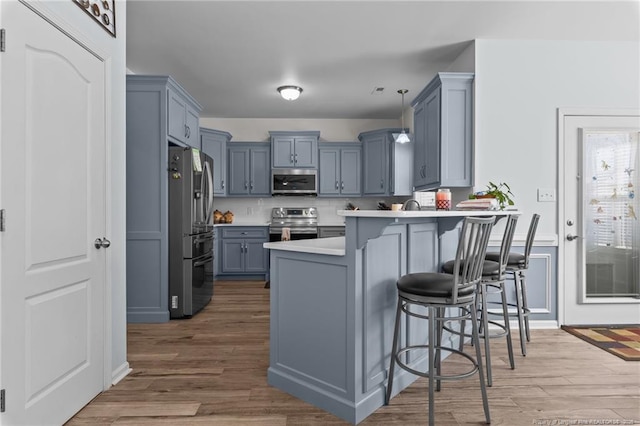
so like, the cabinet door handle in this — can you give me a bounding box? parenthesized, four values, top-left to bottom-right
(295, 153, 298, 162)
(186, 126, 190, 138)
(335, 181, 339, 190)
(250, 181, 254, 190)
(341, 181, 344, 190)
(221, 180, 225, 189)
(184, 124, 188, 138)
(380, 179, 384, 189)
(244, 181, 248, 189)
(290, 154, 294, 163)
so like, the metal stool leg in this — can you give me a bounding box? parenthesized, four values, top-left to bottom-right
(520, 272, 531, 342)
(385, 298, 403, 405)
(500, 281, 515, 369)
(479, 283, 493, 386)
(428, 306, 436, 426)
(513, 271, 527, 356)
(470, 301, 491, 424)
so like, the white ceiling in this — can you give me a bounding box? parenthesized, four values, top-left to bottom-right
(126, 1, 639, 119)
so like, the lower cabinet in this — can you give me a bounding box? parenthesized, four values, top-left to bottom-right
(218, 226, 269, 277)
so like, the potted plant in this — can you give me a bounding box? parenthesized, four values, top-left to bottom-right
(471, 181, 515, 210)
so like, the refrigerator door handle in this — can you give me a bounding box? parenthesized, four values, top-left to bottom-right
(193, 254, 213, 268)
(202, 160, 214, 224)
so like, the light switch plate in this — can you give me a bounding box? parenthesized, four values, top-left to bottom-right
(537, 188, 556, 202)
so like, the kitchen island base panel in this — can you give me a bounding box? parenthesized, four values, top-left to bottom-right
(268, 362, 425, 424)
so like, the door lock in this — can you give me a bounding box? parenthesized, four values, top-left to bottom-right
(94, 237, 111, 249)
(567, 220, 574, 226)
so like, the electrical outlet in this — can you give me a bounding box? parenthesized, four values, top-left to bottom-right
(537, 188, 556, 202)
(246, 207, 253, 215)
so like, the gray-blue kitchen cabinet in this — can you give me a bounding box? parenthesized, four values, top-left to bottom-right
(167, 84, 201, 148)
(219, 227, 269, 277)
(412, 72, 474, 191)
(125, 75, 202, 323)
(319, 143, 361, 196)
(227, 143, 271, 196)
(270, 131, 319, 168)
(200, 127, 232, 196)
(359, 129, 413, 197)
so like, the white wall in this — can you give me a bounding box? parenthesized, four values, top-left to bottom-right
(475, 39, 640, 239)
(22, 0, 129, 385)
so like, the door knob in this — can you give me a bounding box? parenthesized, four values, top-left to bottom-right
(566, 234, 580, 241)
(94, 237, 111, 249)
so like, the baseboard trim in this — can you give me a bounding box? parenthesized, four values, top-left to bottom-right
(111, 362, 132, 386)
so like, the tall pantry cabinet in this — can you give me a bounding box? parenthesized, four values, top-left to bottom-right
(126, 75, 202, 323)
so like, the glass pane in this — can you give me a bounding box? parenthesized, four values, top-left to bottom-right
(583, 131, 639, 298)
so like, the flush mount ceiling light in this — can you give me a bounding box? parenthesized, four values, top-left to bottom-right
(277, 85, 303, 101)
(393, 89, 413, 144)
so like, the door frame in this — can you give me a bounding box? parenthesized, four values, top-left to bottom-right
(557, 107, 640, 325)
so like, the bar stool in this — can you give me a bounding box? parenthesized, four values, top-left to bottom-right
(385, 216, 494, 426)
(442, 214, 519, 386)
(486, 213, 540, 356)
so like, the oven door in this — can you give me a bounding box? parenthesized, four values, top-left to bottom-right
(269, 227, 318, 242)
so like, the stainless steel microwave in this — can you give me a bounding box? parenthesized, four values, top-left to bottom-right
(271, 169, 318, 196)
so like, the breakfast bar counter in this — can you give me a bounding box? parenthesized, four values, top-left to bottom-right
(265, 209, 518, 424)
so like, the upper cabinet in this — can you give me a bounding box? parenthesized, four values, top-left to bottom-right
(166, 82, 202, 149)
(200, 128, 232, 196)
(318, 142, 362, 196)
(412, 72, 474, 191)
(270, 131, 320, 168)
(227, 143, 271, 196)
(359, 129, 413, 197)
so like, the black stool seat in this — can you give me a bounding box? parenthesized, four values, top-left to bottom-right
(485, 252, 526, 269)
(398, 273, 475, 299)
(441, 259, 500, 277)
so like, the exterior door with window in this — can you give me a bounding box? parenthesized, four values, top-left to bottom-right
(561, 111, 640, 325)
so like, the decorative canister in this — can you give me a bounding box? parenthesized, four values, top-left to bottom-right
(436, 188, 451, 211)
(213, 209, 223, 224)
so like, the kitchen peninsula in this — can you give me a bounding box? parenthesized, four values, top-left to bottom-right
(264, 209, 518, 424)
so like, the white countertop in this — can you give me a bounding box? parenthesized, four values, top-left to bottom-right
(214, 222, 269, 227)
(264, 237, 345, 256)
(337, 209, 519, 218)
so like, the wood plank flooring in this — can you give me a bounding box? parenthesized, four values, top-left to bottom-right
(68, 281, 640, 425)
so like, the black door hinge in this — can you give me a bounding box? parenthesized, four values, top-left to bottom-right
(1, 388, 5, 412)
(1, 29, 5, 52)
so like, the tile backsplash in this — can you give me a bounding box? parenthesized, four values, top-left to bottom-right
(213, 189, 471, 225)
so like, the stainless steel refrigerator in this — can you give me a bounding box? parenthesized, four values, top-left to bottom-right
(168, 146, 214, 318)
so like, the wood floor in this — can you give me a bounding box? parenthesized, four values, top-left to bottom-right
(68, 280, 640, 426)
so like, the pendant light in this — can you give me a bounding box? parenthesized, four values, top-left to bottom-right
(393, 89, 412, 144)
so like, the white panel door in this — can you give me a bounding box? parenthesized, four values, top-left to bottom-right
(0, 2, 107, 424)
(561, 111, 640, 325)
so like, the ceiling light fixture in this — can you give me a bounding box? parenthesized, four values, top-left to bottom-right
(277, 85, 303, 101)
(393, 89, 413, 144)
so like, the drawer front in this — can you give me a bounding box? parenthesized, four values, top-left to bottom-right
(221, 227, 268, 239)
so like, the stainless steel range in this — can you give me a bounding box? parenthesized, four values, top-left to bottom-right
(269, 207, 318, 242)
